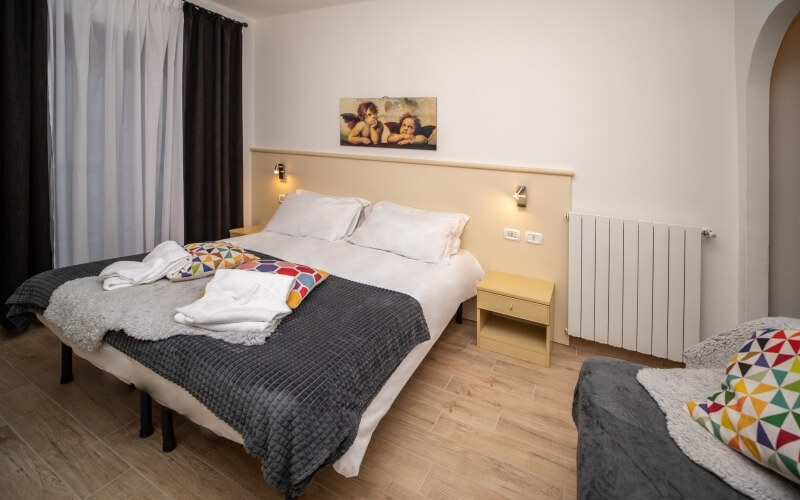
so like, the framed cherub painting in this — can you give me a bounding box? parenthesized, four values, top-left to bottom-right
(340, 97, 437, 150)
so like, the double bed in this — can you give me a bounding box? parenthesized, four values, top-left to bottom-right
(7, 221, 483, 496)
(7, 151, 576, 496)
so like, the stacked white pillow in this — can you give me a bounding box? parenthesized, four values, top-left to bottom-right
(265, 191, 366, 241)
(346, 201, 468, 264)
(295, 188, 371, 229)
(265, 191, 469, 264)
(295, 188, 370, 208)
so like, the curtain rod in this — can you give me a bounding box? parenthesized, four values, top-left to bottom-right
(185, 2, 248, 28)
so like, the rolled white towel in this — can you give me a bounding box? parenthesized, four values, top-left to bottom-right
(100, 240, 191, 291)
(174, 269, 294, 336)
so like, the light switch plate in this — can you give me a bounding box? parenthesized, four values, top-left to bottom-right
(525, 231, 543, 244)
(504, 228, 521, 241)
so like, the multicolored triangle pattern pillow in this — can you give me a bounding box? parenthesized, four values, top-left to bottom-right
(686, 328, 800, 484)
(169, 241, 257, 281)
(236, 259, 329, 308)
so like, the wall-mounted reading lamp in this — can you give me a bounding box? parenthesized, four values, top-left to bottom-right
(513, 185, 527, 207)
(273, 163, 286, 180)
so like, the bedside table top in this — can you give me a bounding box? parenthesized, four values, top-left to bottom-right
(477, 271, 554, 304)
(230, 224, 266, 236)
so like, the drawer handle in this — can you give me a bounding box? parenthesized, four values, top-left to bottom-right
(507, 303, 513, 311)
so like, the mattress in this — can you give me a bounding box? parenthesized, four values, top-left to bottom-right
(37, 231, 485, 478)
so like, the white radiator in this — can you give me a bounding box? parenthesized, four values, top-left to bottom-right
(567, 212, 704, 361)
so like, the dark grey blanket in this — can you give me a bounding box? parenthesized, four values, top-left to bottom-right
(6, 255, 430, 496)
(572, 357, 749, 499)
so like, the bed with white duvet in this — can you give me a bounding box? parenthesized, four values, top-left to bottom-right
(6, 191, 484, 497)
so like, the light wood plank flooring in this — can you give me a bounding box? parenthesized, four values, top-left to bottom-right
(0, 319, 679, 499)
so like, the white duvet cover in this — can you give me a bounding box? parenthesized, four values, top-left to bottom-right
(226, 231, 484, 338)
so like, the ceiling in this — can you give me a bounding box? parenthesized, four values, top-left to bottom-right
(212, 0, 376, 19)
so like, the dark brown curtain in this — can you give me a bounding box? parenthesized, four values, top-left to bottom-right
(1, 0, 51, 328)
(183, 2, 244, 242)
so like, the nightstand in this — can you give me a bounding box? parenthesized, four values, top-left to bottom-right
(476, 271, 554, 367)
(228, 224, 266, 237)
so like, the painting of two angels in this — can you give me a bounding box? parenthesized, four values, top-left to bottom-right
(340, 97, 436, 150)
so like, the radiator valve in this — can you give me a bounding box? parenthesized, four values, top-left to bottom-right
(701, 227, 717, 239)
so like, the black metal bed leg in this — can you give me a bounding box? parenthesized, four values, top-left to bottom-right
(455, 303, 463, 324)
(161, 405, 177, 452)
(139, 392, 154, 438)
(60, 342, 73, 384)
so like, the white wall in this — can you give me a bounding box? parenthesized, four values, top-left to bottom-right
(246, 0, 778, 340)
(769, 16, 800, 316)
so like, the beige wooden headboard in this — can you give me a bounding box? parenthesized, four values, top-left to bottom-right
(250, 148, 573, 345)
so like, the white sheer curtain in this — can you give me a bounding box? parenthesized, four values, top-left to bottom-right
(48, 0, 184, 267)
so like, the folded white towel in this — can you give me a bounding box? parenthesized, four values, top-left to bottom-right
(100, 240, 191, 291)
(174, 269, 294, 336)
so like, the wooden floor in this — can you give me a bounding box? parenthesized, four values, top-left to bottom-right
(0, 319, 679, 499)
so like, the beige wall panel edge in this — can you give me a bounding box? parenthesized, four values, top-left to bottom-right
(252, 151, 572, 345)
(250, 148, 575, 177)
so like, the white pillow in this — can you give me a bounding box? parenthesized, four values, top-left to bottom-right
(295, 188, 370, 207)
(295, 188, 372, 232)
(346, 201, 469, 264)
(265, 193, 364, 241)
(379, 201, 468, 257)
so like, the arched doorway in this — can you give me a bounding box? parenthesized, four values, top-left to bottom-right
(769, 14, 800, 316)
(742, 0, 800, 321)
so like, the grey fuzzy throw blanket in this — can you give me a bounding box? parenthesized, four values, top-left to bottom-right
(6, 255, 430, 496)
(44, 276, 272, 350)
(637, 368, 800, 500)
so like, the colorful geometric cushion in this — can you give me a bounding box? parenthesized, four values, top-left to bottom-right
(686, 328, 800, 484)
(236, 259, 329, 308)
(169, 241, 257, 281)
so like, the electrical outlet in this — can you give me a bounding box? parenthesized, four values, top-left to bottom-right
(525, 231, 543, 244)
(278, 194, 286, 203)
(504, 228, 521, 241)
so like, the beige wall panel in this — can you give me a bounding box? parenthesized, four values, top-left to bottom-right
(251, 149, 572, 344)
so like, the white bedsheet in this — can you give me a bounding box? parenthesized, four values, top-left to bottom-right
(224, 231, 485, 476)
(225, 231, 483, 339)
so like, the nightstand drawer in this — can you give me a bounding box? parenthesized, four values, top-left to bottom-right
(477, 290, 550, 325)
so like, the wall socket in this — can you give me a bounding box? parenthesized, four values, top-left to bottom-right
(503, 228, 521, 241)
(525, 231, 543, 244)
(278, 194, 286, 203)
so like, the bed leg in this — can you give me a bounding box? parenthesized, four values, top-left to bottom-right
(455, 304, 463, 324)
(161, 405, 177, 452)
(285, 491, 297, 500)
(60, 342, 73, 384)
(140, 392, 154, 438)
